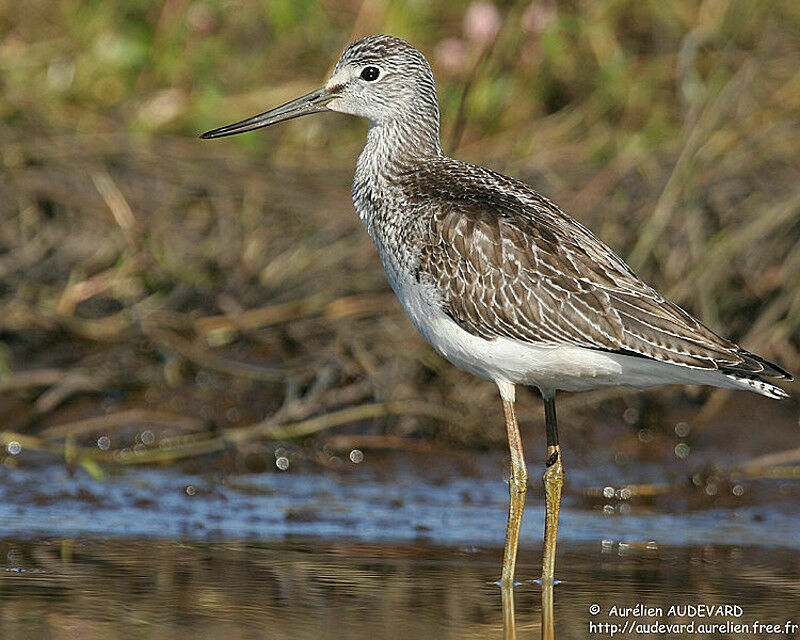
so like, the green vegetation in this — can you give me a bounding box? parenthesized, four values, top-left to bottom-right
(0, 0, 798, 470)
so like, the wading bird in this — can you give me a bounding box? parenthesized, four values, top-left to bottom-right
(202, 35, 791, 588)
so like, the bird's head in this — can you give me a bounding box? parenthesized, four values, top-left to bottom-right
(201, 35, 439, 139)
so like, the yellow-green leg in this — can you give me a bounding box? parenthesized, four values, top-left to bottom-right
(498, 381, 528, 587)
(541, 393, 563, 640)
(542, 443, 563, 584)
(541, 393, 563, 583)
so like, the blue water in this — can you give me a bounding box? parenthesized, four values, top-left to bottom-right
(1, 456, 798, 549)
(1, 439, 799, 639)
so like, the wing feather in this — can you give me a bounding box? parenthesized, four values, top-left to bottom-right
(405, 159, 790, 381)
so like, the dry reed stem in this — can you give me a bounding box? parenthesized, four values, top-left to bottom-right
(0, 401, 456, 467)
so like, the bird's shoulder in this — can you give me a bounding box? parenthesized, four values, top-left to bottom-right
(399, 156, 645, 302)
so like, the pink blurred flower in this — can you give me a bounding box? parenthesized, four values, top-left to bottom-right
(463, 1, 502, 46)
(435, 38, 469, 77)
(522, 2, 557, 35)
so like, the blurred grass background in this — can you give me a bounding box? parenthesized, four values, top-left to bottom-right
(0, 0, 798, 471)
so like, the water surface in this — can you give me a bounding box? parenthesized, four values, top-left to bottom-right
(2, 392, 799, 639)
(2, 539, 799, 640)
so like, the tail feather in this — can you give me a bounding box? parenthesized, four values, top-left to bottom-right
(717, 347, 792, 400)
(723, 372, 790, 399)
(733, 350, 793, 380)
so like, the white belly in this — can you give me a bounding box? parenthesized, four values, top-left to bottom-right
(383, 264, 732, 395)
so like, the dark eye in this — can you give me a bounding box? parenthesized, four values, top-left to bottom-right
(360, 66, 380, 81)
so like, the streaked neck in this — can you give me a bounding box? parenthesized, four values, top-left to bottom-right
(357, 109, 443, 182)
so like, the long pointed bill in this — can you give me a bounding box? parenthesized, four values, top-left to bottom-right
(200, 87, 333, 139)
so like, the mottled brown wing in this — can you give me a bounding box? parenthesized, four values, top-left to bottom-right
(410, 161, 780, 376)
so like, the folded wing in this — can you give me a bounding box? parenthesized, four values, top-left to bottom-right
(410, 160, 790, 381)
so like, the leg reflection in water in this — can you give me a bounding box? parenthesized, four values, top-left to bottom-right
(501, 583, 516, 640)
(499, 579, 556, 640)
(541, 578, 555, 640)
